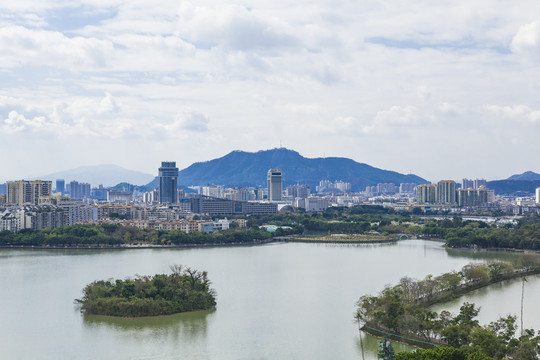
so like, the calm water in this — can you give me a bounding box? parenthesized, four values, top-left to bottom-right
(0, 240, 535, 360)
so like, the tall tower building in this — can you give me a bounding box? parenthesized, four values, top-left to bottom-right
(437, 180, 456, 204)
(159, 161, 179, 204)
(462, 178, 474, 189)
(6, 180, 52, 205)
(536, 187, 540, 205)
(267, 169, 283, 202)
(474, 179, 487, 189)
(56, 179, 65, 195)
(416, 184, 437, 204)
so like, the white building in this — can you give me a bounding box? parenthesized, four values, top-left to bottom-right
(213, 218, 230, 231)
(294, 197, 330, 212)
(0, 211, 19, 232)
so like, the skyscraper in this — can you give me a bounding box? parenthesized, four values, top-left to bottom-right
(56, 179, 65, 195)
(267, 169, 282, 201)
(437, 180, 456, 204)
(6, 180, 52, 205)
(159, 161, 179, 204)
(416, 184, 437, 204)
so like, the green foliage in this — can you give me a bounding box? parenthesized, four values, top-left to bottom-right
(396, 346, 492, 360)
(77, 265, 216, 317)
(0, 223, 276, 247)
(444, 215, 540, 250)
(358, 262, 540, 360)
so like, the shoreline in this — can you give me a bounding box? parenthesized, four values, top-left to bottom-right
(361, 267, 540, 348)
(3, 236, 540, 252)
(0, 238, 278, 250)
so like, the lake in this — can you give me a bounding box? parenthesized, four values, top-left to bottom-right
(0, 240, 536, 359)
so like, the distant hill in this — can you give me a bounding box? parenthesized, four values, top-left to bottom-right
(146, 148, 428, 191)
(507, 171, 540, 181)
(38, 165, 155, 187)
(486, 180, 540, 196)
(484, 171, 540, 195)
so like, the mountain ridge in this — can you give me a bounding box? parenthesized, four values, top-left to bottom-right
(506, 171, 540, 181)
(146, 148, 429, 191)
(37, 164, 155, 187)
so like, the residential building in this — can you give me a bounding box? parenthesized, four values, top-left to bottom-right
(67, 181, 91, 199)
(55, 179, 65, 194)
(107, 190, 132, 203)
(437, 180, 456, 204)
(462, 178, 474, 189)
(377, 183, 398, 194)
(457, 188, 489, 207)
(334, 181, 351, 192)
(6, 180, 52, 205)
(286, 185, 310, 199)
(202, 185, 224, 198)
(213, 218, 230, 231)
(0, 210, 19, 232)
(474, 179, 487, 189)
(399, 183, 416, 194)
(416, 184, 437, 204)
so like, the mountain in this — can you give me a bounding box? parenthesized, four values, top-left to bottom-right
(482, 171, 540, 195)
(507, 171, 540, 181)
(486, 180, 540, 196)
(146, 148, 428, 191)
(38, 165, 155, 187)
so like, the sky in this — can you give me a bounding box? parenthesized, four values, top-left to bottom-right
(1, 0, 540, 183)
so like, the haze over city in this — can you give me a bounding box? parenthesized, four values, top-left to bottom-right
(1, 1, 540, 182)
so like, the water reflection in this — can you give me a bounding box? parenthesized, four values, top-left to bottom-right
(445, 247, 530, 262)
(355, 332, 414, 360)
(83, 309, 214, 343)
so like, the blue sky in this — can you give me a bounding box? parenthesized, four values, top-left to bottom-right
(1, 0, 540, 182)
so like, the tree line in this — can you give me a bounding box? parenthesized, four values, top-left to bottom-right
(356, 256, 540, 359)
(0, 223, 289, 246)
(251, 209, 540, 251)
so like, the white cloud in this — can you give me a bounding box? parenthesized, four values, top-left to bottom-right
(177, 111, 210, 132)
(511, 22, 540, 57)
(177, 2, 298, 51)
(484, 104, 540, 123)
(0, 26, 114, 68)
(2, 110, 47, 133)
(1, 1, 540, 180)
(373, 105, 421, 126)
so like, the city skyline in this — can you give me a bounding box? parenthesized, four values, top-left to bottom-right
(0, 147, 537, 186)
(1, 1, 540, 182)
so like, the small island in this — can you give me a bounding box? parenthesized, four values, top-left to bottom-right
(77, 265, 216, 317)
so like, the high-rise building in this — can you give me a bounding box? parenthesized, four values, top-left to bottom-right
(399, 183, 416, 194)
(286, 185, 310, 199)
(67, 181, 91, 199)
(457, 188, 489, 207)
(462, 178, 474, 189)
(536, 187, 540, 205)
(267, 169, 282, 201)
(55, 179, 65, 195)
(376, 183, 398, 194)
(416, 184, 437, 204)
(6, 180, 52, 205)
(474, 179, 487, 189)
(159, 161, 179, 204)
(437, 180, 456, 204)
(334, 181, 351, 192)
